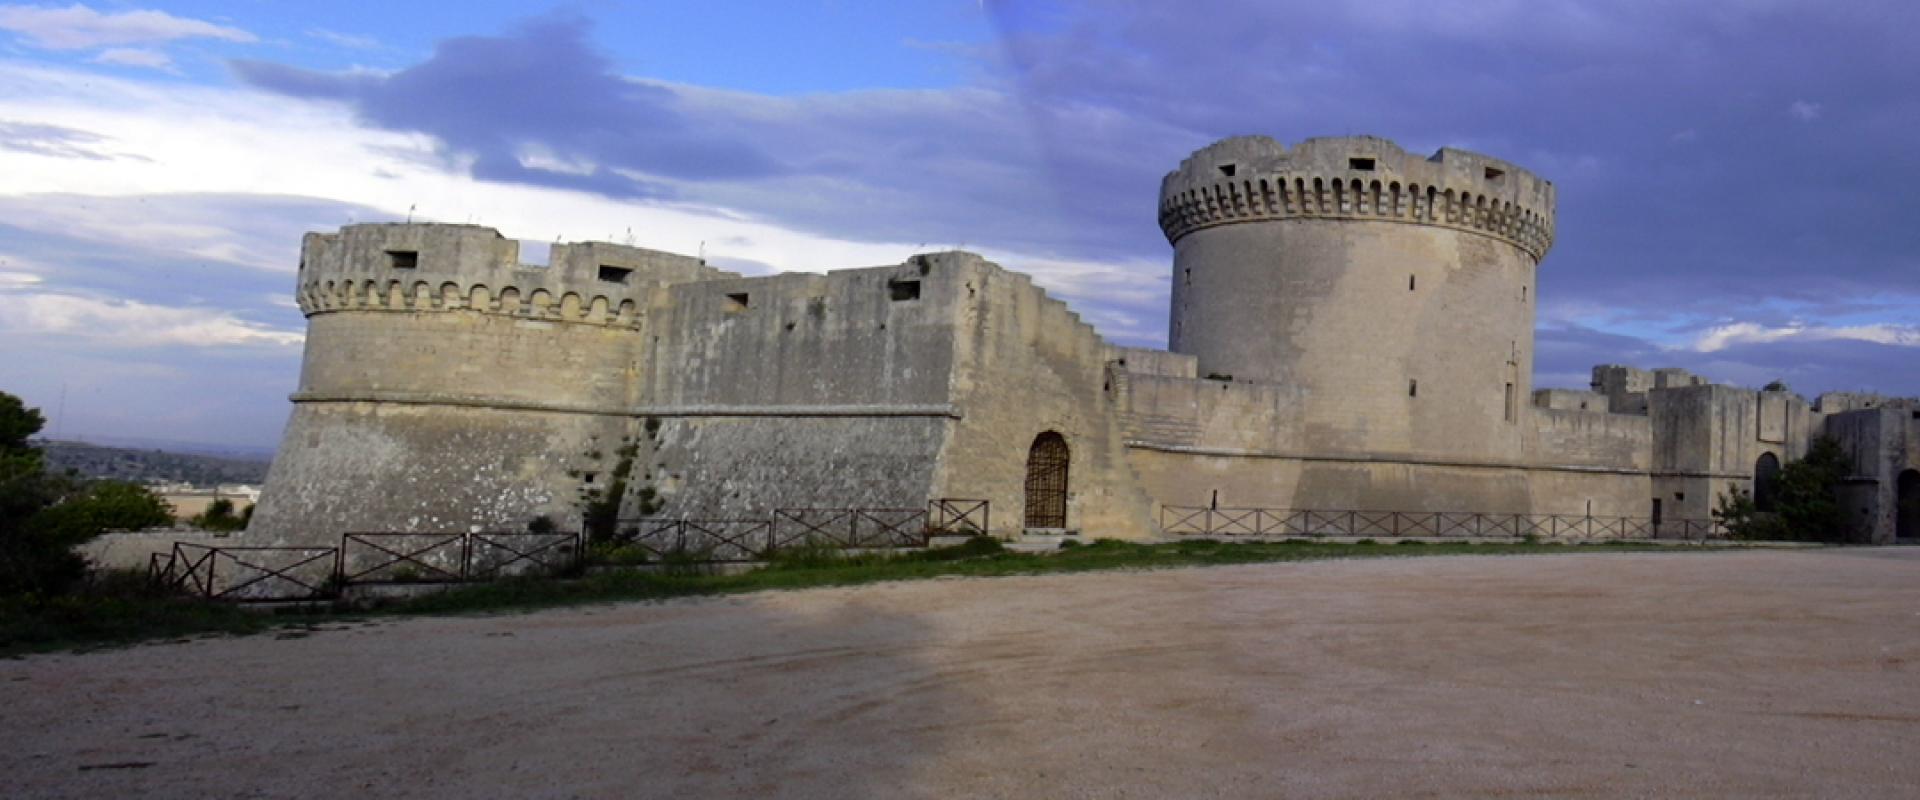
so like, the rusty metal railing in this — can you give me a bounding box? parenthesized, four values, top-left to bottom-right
(930, 498, 990, 536)
(1159, 505, 1726, 541)
(150, 542, 338, 601)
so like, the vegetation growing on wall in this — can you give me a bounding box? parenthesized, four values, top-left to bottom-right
(582, 420, 664, 544)
(1715, 437, 1852, 542)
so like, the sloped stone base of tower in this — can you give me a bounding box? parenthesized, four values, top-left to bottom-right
(249, 401, 629, 546)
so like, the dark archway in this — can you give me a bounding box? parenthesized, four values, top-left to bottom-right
(1023, 432, 1070, 529)
(1754, 452, 1782, 512)
(1898, 469, 1920, 541)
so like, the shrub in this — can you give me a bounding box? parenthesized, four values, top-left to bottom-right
(1716, 437, 1851, 542)
(912, 534, 1005, 562)
(193, 498, 246, 532)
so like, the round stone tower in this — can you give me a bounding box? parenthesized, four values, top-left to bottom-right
(249, 223, 722, 545)
(1160, 135, 1555, 460)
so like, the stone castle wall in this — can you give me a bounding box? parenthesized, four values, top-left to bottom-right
(245, 135, 1918, 548)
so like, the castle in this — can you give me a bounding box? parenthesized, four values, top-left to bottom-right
(249, 135, 1920, 545)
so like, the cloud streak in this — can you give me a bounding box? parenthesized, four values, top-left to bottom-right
(0, 4, 254, 50)
(0, 290, 302, 347)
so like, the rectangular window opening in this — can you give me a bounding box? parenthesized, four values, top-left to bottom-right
(1218, 163, 1237, 177)
(386, 250, 418, 269)
(1504, 382, 1516, 422)
(1675, 492, 1686, 502)
(1409, 274, 1416, 291)
(725, 292, 750, 311)
(1409, 380, 1418, 398)
(1349, 157, 1376, 171)
(1484, 166, 1506, 182)
(888, 279, 921, 302)
(1521, 285, 1528, 302)
(597, 265, 634, 285)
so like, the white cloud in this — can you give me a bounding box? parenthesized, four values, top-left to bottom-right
(1788, 100, 1822, 121)
(1692, 321, 1920, 352)
(307, 28, 378, 51)
(0, 269, 42, 288)
(0, 290, 303, 347)
(90, 46, 170, 71)
(0, 60, 1145, 293)
(0, 4, 255, 50)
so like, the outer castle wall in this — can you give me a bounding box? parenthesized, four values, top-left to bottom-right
(242, 133, 1918, 550)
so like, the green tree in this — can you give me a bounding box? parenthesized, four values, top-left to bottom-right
(1714, 437, 1852, 542)
(193, 497, 246, 532)
(1, 390, 175, 596)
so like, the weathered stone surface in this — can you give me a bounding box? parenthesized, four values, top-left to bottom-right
(240, 135, 1916, 549)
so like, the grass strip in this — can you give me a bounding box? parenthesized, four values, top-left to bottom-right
(2, 537, 1687, 656)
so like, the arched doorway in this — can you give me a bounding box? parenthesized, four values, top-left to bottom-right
(1899, 469, 1920, 541)
(1754, 452, 1782, 512)
(1023, 432, 1070, 529)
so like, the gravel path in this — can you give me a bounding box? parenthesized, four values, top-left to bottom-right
(5, 549, 1919, 798)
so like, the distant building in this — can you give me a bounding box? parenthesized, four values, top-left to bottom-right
(150, 482, 259, 520)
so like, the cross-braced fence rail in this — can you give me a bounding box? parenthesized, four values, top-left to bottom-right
(147, 531, 582, 602)
(338, 531, 582, 584)
(1159, 506, 1726, 541)
(148, 542, 339, 602)
(602, 498, 991, 563)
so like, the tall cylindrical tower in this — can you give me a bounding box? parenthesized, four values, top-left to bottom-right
(1160, 136, 1555, 460)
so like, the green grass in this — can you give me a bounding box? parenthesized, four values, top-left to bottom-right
(3, 537, 1680, 657)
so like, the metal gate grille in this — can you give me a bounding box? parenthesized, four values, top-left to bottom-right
(1024, 432, 1070, 528)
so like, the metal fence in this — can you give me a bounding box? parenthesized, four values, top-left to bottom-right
(148, 542, 339, 601)
(338, 531, 582, 583)
(930, 498, 991, 536)
(1159, 505, 1726, 541)
(609, 519, 772, 562)
(601, 498, 992, 563)
(146, 499, 985, 600)
(772, 508, 930, 550)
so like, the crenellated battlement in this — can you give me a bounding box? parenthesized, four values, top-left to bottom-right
(294, 224, 738, 328)
(1157, 135, 1556, 261)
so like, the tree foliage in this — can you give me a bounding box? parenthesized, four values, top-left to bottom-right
(192, 497, 247, 532)
(1715, 437, 1852, 542)
(1, 390, 175, 596)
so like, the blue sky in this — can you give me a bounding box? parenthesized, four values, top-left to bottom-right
(1, 1, 1916, 451)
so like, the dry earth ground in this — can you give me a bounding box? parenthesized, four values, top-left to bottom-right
(4, 549, 1919, 798)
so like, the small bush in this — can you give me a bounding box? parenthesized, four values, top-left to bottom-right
(1057, 538, 1082, 549)
(1395, 539, 1427, 546)
(192, 498, 246, 532)
(912, 534, 1005, 562)
(1354, 538, 1378, 546)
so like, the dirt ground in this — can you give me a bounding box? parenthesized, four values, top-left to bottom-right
(5, 549, 1920, 799)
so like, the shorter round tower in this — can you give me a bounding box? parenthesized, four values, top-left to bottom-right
(1159, 135, 1555, 460)
(249, 223, 722, 545)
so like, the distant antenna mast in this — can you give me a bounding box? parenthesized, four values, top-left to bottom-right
(406, 204, 416, 224)
(699, 240, 706, 261)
